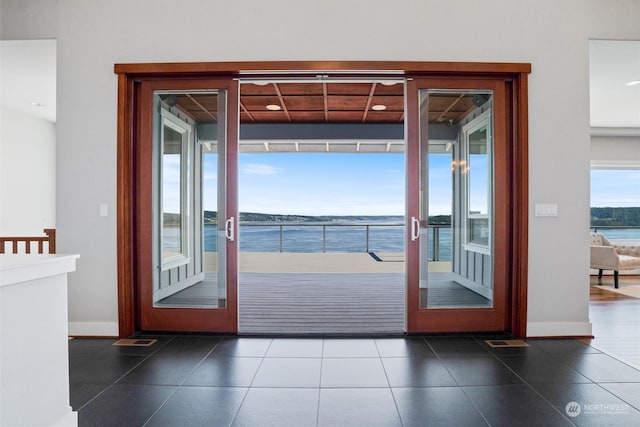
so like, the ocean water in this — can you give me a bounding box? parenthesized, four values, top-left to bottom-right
(231, 223, 452, 260)
(169, 220, 453, 260)
(165, 225, 640, 262)
(593, 228, 640, 240)
(234, 223, 410, 253)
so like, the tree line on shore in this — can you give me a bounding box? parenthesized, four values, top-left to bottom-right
(164, 211, 451, 225)
(164, 207, 640, 227)
(591, 207, 640, 226)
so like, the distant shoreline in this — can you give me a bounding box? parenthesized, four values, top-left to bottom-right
(164, 211, 450, 226)
(163, 207, 640, 227)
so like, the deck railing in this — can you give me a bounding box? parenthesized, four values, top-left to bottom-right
(0, 228, 56, 254)
(239, 222, 451, 260)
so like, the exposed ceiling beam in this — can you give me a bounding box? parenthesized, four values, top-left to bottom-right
(323, 82, 329, 122)
(187, 94, 217, 121)
(362, 83, 377, 123)
(240, 101, 256, 122)
(436, 94, 464, 123)
(272, 83, 292, 122)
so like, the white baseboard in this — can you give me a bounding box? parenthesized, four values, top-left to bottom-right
(68, 321, 119, 337)
(527, 321, 593, 337)
(67, 320, 594, 338)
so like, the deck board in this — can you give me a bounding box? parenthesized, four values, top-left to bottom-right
(239, 273, 405, 334)
(157, 271, 492, 334)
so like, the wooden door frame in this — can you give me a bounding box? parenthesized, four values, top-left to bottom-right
(115, 61, 530, 338)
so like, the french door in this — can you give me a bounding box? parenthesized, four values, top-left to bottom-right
(116, 62, 529, 337)
(135, 78, 238, 333)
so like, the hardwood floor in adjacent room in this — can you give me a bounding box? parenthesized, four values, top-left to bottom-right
(587, 275, 640, 369)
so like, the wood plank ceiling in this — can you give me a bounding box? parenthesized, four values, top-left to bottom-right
(171, 82, 482, 125)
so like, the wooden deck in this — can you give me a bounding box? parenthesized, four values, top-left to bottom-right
(157, 252, 491, 334)
(238, 272, 405, 334)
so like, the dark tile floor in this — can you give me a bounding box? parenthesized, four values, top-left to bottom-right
(69, 335, 640, 427)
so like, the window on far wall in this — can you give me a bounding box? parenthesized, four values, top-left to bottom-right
(590, 168, 640, 240)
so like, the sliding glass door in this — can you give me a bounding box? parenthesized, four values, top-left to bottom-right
(116, 61, 529, 337)
(406, 78, 509, 333)
(137, 79, 238, 333)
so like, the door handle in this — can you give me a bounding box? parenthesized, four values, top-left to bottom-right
(225, 217, 235, 242)
(411, 217, 420, 241)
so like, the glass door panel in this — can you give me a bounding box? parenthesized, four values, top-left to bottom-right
(138, 79, 238, 333)
(153, 90, 227, 308)
(419, 89, 494, 309)
(406, 79, 507, 333)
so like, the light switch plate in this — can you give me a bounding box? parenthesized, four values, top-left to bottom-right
(535, 203, 558, 217)
(99, 203, 108, 217)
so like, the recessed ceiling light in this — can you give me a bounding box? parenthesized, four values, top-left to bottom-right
(626, 80, 640, 86)
(30, 102, 45, 107)
(266, 104, 282, 111)
(371, 104, 387, 111)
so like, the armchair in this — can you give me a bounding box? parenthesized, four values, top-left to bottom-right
(590, 232, 640, 288)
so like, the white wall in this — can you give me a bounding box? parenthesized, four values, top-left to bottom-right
(0, 107, 56, 235)
(2, 0, 639, 337)
(591, 134, 640, 167)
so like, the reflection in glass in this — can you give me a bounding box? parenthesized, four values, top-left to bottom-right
(153, 90, 226, 309)
(468, 125, 488, 215)
(467, 124, 490, 247)
(162, 125, 183, 258)
(418, 89, 494, 309)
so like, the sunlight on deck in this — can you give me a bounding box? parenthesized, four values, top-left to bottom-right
(205, 251, 452, 273)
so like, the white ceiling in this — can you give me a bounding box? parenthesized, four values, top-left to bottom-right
(590, 40, 640, 129)
(0, 39, 56, 123)
(1, 39, 639, 129)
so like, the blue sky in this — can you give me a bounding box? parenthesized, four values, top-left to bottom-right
(192, 156, 640, 217)
(237, 153, 407, 216)
(201, 153, 454, 216)
(590, 169, 640, 207)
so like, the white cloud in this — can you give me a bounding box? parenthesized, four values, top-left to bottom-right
(241, 163, 280, 176)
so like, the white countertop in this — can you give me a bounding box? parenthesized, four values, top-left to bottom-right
(0, 254, 80, 287)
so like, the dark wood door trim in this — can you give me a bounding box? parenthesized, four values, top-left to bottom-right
(114, 60, 531, 76)
(116, 73, 137, 338)
(510, 74, 530, 337)
(115, 61, 530, 338)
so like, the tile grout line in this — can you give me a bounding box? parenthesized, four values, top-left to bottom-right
(374, 338, 407, 427)
(592, 382, 640, 412)
(469, 336, 580, 425)
(315, 339, 325, 427)
(420, 336, 492, 426)
(74, 336, 177, 413)
(227, 338, 275, 427)
(140, 336, 227, 427)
